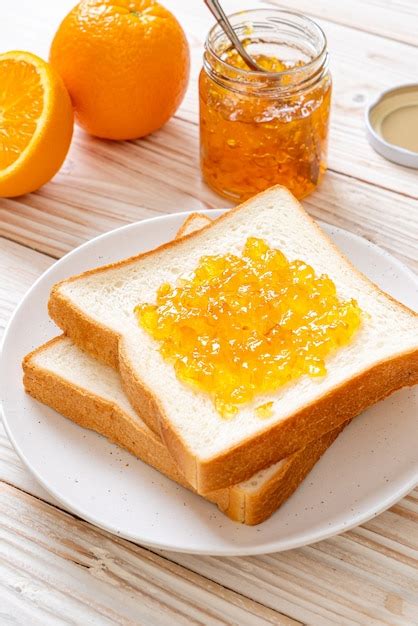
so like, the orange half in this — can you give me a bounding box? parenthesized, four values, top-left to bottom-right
(0, 51, 73, 197)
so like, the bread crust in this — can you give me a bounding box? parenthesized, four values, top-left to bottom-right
(22, 336, 347, 524)
(49, 290, 120, 369)
(22, 338, 190, 487)
(173, 349, 418, 492)
(228, 423, 347, 525)
(47, 186, 418, 493)
(175, 212, 211, 238)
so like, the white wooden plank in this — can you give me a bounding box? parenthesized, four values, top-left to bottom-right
(0, 238, 60, 501)
(302, 171, 418, 272)
(1, 133, 417, 270)
(1, 0, 417, 54)
(266, 0, 418, 46)
(0, 483, 294, 626)
(163, 510, 418, 626)
(0, 238, 52, 332)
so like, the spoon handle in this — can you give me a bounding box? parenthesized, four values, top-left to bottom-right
(203, 0, 263, 71)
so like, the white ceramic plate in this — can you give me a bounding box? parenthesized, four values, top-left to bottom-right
(1, 210, 417, 556)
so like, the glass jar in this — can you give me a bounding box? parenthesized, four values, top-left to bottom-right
(199, 9, 332, 201)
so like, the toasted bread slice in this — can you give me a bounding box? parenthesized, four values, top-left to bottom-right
(48, 186, 418, 493)
(23, 335, 345, 525)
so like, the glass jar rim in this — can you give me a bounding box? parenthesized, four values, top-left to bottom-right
(204, 8, 328, 81)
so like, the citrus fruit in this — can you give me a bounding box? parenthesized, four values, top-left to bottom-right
(0, 51, 74, 197)
(49, 0, 190, 140)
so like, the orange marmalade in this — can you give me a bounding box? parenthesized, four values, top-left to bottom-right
(199, 10, 332, 201)
(135, 237, 362, 419)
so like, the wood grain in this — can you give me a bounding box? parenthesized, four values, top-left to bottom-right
(2, 0, 417, 52)
(266, 0, 418, 46)
(0, 238, 51, 333)
(0, 1, 417, 624)
(164, 502, 418, 625)
(1, 128, 417, 270)
(0, 483, 292, 626)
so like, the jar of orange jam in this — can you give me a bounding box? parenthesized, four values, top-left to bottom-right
(199, 9, 332, 201)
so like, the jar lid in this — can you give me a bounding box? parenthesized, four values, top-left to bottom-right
(365, 84, 418, 168)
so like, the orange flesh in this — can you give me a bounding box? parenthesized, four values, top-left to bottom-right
(136, 237, 362, 418)
(0, 59, 43, 169)
(199, 47, 331, 201)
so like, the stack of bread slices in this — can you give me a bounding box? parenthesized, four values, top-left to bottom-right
(23, 186, 418, 525)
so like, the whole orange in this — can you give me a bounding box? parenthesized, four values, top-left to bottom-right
(49, 0, 190, 140)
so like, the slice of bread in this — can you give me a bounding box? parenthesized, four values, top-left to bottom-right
(23, 213, 347, 524)
(23, 335, 345, 525)
(48, 186, 418, 493)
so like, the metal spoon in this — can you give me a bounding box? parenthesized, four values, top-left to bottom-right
(204, 0, 266, 72)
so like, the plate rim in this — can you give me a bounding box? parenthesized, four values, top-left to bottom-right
(1, 209, 417, 556)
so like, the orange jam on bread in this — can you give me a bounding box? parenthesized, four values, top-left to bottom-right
(135, 237, 361, 418)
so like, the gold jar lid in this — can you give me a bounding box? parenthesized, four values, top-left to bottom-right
(365, 84, 418, 168)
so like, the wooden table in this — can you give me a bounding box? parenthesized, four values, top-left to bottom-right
(1, 1, 417, 623)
